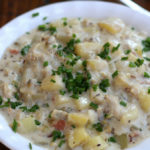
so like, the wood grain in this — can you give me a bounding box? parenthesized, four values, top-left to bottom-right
(0, 0, 150, 149)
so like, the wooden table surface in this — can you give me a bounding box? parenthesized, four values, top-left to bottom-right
(0, 0, 150, 149)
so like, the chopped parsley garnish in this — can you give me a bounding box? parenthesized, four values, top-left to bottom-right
(112, 70, 118, 78)
(99, 79, 110, 92)
(43, 16, 47, 20)
(144, 57, 150, 61)
(38, 24, 47, 31)
(71, 125, 76, 128)
(108, 136, 116, 143)
(124, 49, 131, 55)
(66, 56, 81, 66)
(131, 27, 135, 30)
(12, 119, 18, 132)
(10, 101, 22, 109)
(50, 79, 56, 83)
(144, 72, 150, 78)
(52, 130, 64, 141)
(63, 37, 80, 54)
(49, 26, 57, 35)
(148, 88, 150, 94)
(58, 140, 65, 147)
(34, 120, 41, 126)
(19, 104, 39, 112)
(32, 12, 39, 17)
(89, 102, 98, 110)
(21, 45, 31, 56)
(14, 92, 19, 100)
(63, 21, 67, 26)
(142, 37, 150, 52)
(129, 62, 136, 68)
(93, 122, 103, 132)
(135, 58, 144, 67)
(121, 57, 128, 61)
(53, 44, 57, 48)
(54, 65, 90, 99)
(120, 101, 127, 107)
(59, 90, 66, 95)
(92, 84, 98, 91)
(0, 96, 3, 105)
(29, 143, 32, 150)
(43, 61, 48, 67)
(71, 94, 79, 99)
(112, 43, 120, 53)
(98, 42, 111, 61)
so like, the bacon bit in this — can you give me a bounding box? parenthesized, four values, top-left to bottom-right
(9, 49, 19, 54)
(53, 120, 66, 130)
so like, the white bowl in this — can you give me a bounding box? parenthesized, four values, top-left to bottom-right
(0, 1, 150, 150)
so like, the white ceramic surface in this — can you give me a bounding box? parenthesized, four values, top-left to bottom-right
(0, 1, 150, 150)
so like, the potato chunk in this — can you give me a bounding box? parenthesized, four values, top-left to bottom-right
(138, 90, 150, 112)
(68, 113, 89, 126)
(18, 117, 36, 133)
(74, 97, 90, 110)
(98, 18, 125, 34)
(41, 75, 64, 91)
(54, 94, 70, 106)
(68, 127, 89, 148)
(87, 57, 108, 72)
(83, 136, 107, 150)
(113, 73, 130, 89)
(75, 42, 101, 59)
(120, 105, 138, 124)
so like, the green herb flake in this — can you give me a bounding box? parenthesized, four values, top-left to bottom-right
(52, 130, 64, 141)
(142, 37, 150, 52)
(92, 84, 98, 91)
(135, 58, 144, 67)
(14, 92, 19, 100)
(50, 79, 56, 83)
(59, 90, 66, 95)
(43, 16, 47, 20)
(21, 45, 31, 56)
(32, 12, 39, 17)
(144, 57, 150, 61)
(49, 26, 57, 35)
(0, 96, 3, 105)
(93, 122, 103, 132)
(58, 139, 65, 147)
(129, 62, 136, 68)
(112, 70, 118, 78)
(38, 24, 47, 31)
(120, 101, 127, 107)
(112, 43, 120, 53)
(99, 79, 110, 92)
(144, 72, 150, 78)
(131, 27, 135, 30)
(89, 102, 98, 110)
(43, 61, 48, 67)
(29, 142, 32, 150)
(12, 119, 18, 132)
(34, 120, 41, 126)
(108, 136, 116, 143)
(71, 125, 76, 128)
(98, 42, 111, 61)
(121, 57, 128, 61)
(148, 88, 150, 94)
(124, 49, 131, 55)
(52, 45, 57, 48)
(63, 21, 67, 26)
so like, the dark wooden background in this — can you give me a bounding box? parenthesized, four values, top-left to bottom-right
(0, 0, 150, 149)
